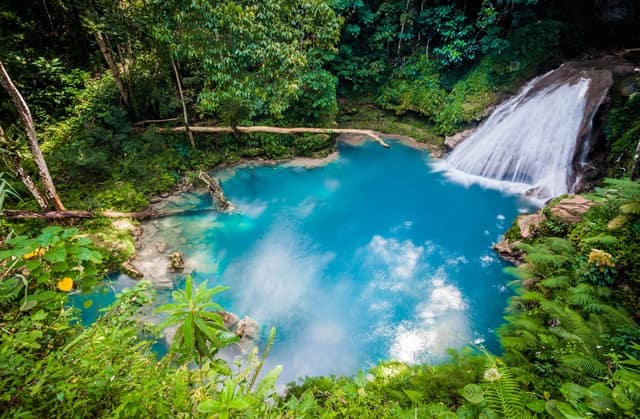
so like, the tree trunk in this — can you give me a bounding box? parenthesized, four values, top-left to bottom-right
(396, 0, 411, 57)
(0, 124, 49, 209)
(0, 59, 65, 210)
(198, 171, 235, 212)
(94, 31, 129, 107)
(630, 137, 640, 181)
(1, 208, 217, 220)
(170, 56, 195, 148)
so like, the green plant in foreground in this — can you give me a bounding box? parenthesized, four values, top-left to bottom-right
(157, 275, 239, 368)
(0, 226, 103, 311)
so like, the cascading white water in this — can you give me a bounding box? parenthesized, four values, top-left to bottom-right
(434, 65, 611, 204)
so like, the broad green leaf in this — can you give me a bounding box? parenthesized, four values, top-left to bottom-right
(560, 383, 588, 402)
(44, 247, 67, 264)
(612, 385, 634, 411)
(461, 383, 484, 404)
(586, 383, 615, 413)
(554, 401, 583, 419)
(527, 399, 547, 413)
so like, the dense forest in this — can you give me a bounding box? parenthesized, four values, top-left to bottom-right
(1, 0, 640, 417)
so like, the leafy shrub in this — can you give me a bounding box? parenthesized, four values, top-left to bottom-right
(377, 56, 447, 120)
(93, 181, 149, 211)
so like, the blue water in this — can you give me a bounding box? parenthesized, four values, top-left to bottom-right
(76, 140, 528, 383)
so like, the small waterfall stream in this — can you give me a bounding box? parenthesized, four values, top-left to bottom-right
(435, 64, 613, 203)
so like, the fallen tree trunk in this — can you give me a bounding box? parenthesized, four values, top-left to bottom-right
(198, 171, 236, 212)
(1, 209, 158, 220)
(134, 117, 179, 126)
(0, 207, 220, 220)
(161, 125, 390, 147)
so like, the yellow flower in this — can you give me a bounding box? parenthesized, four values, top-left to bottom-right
(588, 249, 615, 269)
(23, 247, 45, 260)
(57, 277, 74, 292)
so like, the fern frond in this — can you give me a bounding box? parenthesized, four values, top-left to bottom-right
(539, 275, 571, 289)
(501, 336, 534, 353)
(482, 364, 529, 419)
(557, 307, 591, 338)
(507, 317, 546, 334)
(548, 327, 582, 343)
(608, 214, 630, 230)
(545, 237, 576, 255)
(582, 303, 606, 314)
(560, 354, 607, 378)
(516, 291, 546, 303)
(593, 286, 612, 298)
(582, 234, 620, 248)
(568, 290, 595, 308)
(620, 202, 640, 215)
(538, 299, 564, 317)
(598, 305, 635, 330)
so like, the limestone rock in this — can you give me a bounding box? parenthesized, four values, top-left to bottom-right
(155, 241, 168, 253)
(550, 196, 593, 224)
(444, 128, 475, 150)
(517, 213, 545, 239)
(236, 316, 259, 340)
(121, 261, 144, 280)
(168, 252, 184, 272)
(221, 311, 240, 329)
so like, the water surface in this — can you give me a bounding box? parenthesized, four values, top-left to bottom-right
(82, 141, 528, 383)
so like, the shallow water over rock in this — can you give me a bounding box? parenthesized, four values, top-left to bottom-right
(95, 141, 532, 383)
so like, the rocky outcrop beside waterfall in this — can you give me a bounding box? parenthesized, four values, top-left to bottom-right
(494, 195, 594, 264)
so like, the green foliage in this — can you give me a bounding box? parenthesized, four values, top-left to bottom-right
(157, 276, 238, 367)
(377, 56, 446, 119)
(149, 0, 341, 123)
(605, 92, 640, 175)
(0, 226, 103, 309)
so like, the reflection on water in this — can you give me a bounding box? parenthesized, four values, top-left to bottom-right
(82, 141, 529, 383)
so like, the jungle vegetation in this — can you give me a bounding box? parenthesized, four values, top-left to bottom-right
(1, 0, 639, 417)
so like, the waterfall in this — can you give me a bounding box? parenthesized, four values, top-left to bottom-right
(434, 64, 613, 204)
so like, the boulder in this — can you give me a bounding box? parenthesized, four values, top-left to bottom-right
(235, 316, 260, 340)
(120, 261, 144, 280)
(550, 196, 593, 224)
(168, 252, 184, 272)
(221, 311, 240, 329)
(517, 213, 545, 239)
(493, 240, 524, 266)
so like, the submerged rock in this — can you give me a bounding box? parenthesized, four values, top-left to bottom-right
(155, 241, 168, 253)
